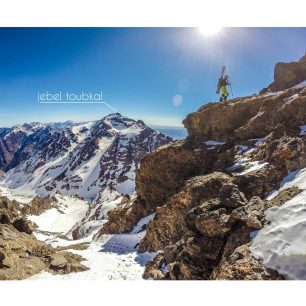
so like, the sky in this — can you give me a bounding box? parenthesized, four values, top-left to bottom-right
(0, 27, 306, 128)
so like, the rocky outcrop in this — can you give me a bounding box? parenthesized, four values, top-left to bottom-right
(136, 141, 204, 210)
(139, 173, 232, 252)
(0, 196, 34, 234)
(0, 195, 88, 279)
(261, 53, 306, 93)
(21, 196, 55, 216)
(183, 85, 306, 144)
(96, 198, 147, 236)
(140, 173, 274, 280)
(96, 141, 236, 238)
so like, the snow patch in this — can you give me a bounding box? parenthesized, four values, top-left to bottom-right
(251, 166, 306, 279)
(203, 140, 225, 146)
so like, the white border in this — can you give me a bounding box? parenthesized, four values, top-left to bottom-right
(1, 280, 306, 306)
(1, 0, 306, 305)
(0, 0, 306, 26)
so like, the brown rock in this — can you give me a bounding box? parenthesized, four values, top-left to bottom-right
(96, 197, 148, 237)
(233, 165, 282, 199)
(212, 243, 283, 280)
(194, 208, 232, 237)
(143, 253, 167, 280)
(183, 85, 306, 145)
(261, 53, 306, 93)
(135, 140, 205, 211)
(219, 183, 248, 208)
(268, 186, 301, 207)
(139, 172, 232, 252)
(50, 253, 68, 270)
(230, 196, 266, 229)
(21, 196, 55, 216)
(12, 218, 33, 234)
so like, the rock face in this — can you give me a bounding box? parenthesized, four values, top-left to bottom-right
(101, 54, 306, 280)
(261, 53, 306, 93)
(95, 140, 236, 238)
(183, 86, 306, 144)
(0, 195, 88, 280)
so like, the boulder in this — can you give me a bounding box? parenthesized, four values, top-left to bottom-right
(49, 253, 68, 270)
(139, 173, 232, 252)
(219, 183, 248, 208)
(230, 196, 266, 229)
(261, 53, 306, 93)
(135, 140, 206, 211)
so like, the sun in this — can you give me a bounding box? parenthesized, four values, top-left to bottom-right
(198, 26, 222, 36)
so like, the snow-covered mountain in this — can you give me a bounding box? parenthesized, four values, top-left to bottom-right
(0, 113, 172, 200)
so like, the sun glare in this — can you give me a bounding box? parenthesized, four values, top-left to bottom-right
(198, 26, 222, 36)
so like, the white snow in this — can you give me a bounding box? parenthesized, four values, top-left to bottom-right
(28, 195, 88, 234)
(29, 214, 156, 280)
(251, 167, 306, 279)
(236, 145, 249, 154)
(0, 185, 33, 204)
(237, 161, 268, 175)
(248, 137, 265, 147)
(203, 140, 225, 146)
(292, 80, 306, 88)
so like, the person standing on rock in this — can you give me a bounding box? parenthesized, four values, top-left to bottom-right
(217, 74, 230, 102)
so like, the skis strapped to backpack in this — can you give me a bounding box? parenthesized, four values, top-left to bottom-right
(216, 64, 226, 94)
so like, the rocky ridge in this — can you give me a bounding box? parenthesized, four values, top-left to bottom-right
(100, 54, 306, 279)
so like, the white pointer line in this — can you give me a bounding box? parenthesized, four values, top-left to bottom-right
(39, 101, 117, 111)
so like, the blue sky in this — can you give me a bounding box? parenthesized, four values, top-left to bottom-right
(0, 27, 306, 127)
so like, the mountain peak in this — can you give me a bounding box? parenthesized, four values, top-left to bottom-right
(102, 113, 139, 130)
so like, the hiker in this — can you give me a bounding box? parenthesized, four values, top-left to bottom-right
(217, 74, 230, 102)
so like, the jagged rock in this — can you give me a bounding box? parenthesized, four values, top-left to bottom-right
(253, 127, 306, 174)
(96, 198, 147, 237)
(261, 53, 306, 93)
(143, 253, 167, 280)
(233, 165, 282, 199)
(186, 199, 233, 238)
(12, 218, 33, 234)
(139, 172, 232, 252)
(219, 183, 248, 208)
(0, 250, 5, 263)
(136, 140, 205, 211)
(0, 196, 35, 234)
(230, 196, 266, 229)
(50, 252, 88, 274)
(21, 196, 55, 216)
(0, 195, 88, 279)
(0, 224, 49, 280)
(194, 208, 232, 237)
(268, 186, 302, 207)
(211, 243, 284, 280)
(100, 140, 236, 236)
